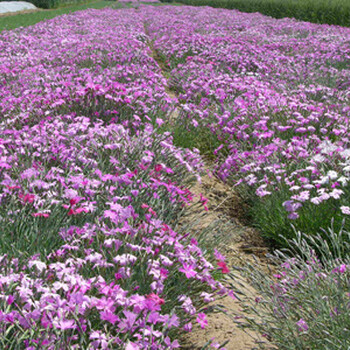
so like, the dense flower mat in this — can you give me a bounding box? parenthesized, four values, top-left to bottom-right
(0, 8, 231, 349)
(1, 4, 350, 349)
(142, 5, 350, 242)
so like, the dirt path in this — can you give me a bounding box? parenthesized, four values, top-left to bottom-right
(180, 169, 272, 350)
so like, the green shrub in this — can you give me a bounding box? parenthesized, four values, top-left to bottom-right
(229, 227, 350, 349)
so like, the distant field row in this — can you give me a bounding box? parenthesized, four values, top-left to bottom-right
(167, 0, 350, 26)
(0, 0, 107, 9)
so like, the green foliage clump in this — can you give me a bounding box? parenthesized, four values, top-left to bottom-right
(230, 227, 350, 349)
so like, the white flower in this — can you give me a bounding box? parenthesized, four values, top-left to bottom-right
(327, 170, 338, 180)
(329, 189, 343, 199)
(28, 260, 47, 272)
(113, 254, 137, 266)
(338, 176, 348, 186)
(320, 176, 329, 185)
(312, 154, 325, 163)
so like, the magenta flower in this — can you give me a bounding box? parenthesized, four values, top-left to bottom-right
(196, 313, 208, 329)
(179, 263, 197, 278)
(100, 311, 119, 325)
(52, 319, 75, 331)
(118, 311, 138, 332)
(296, 318, 309, 332)
(147, 293, 165, 306)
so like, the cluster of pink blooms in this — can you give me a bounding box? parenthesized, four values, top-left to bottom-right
(0, 8, 172, 130)
(0, 8, 231, 349)
(118, 0, 160, 3)
(143, 5, 350, 220)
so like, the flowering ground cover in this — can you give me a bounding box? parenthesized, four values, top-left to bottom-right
(1, 3, 350, 349)
(0, 8, 233, 349)
(143, 5, 350, 246)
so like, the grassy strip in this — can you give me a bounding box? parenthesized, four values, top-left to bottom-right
(0, 0, 115, 31)
(164, 0, 350, 27)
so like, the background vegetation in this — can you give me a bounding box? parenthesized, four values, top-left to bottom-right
(162, 0, 350, 27)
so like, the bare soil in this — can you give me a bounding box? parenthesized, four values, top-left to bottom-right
(180, 169, 272, 350)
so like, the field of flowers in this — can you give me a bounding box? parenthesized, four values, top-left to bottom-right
(143, 5, 350, 246)
(0, 8, 233, 349)
(1, 3, 350, 349)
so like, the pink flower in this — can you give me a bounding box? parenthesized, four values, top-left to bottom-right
(341, 206, 350, 215)
(22, 193, 35, 204)
(164, 336, 180, 349)
(179, 263, 197, 278)
(74, 207, 89, 214)
(32, 212, 50, 218)
(288, 212, 299, 220)
(7, 295, 14, 305)
(201, 292, 214, 303)
(256, 185, 271, 197)
(296, 318, 308, 332)
(214, 249, 225, 261)
(199, 193, 208, 211)
(118, 311, 138, 331)
(147, 293, 165, 306)
(100, 311, 119, 325)
(183, 322, 192, 332)
(126, 342, 140, 350)
(340, 264, 347, 273)
(283, 200, 302, 212)
(217, 261, 229, 274)
(115, 273, 123, 280)
(332, 264, 347, 274)
(155, 164, 162, 172)
(68, 207, 88, 216)
(53, 319, 75, 330)
(70, 197, 80, 206)
(156, 118, 164, 127)
(196, 313, 208, 329)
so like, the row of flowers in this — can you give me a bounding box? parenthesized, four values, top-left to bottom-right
(0, 8, 230, 349)
(143, 4, 350, 241)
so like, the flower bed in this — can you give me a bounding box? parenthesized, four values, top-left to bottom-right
(0, 8, 230, 349)
(143, 5, 350, 245)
